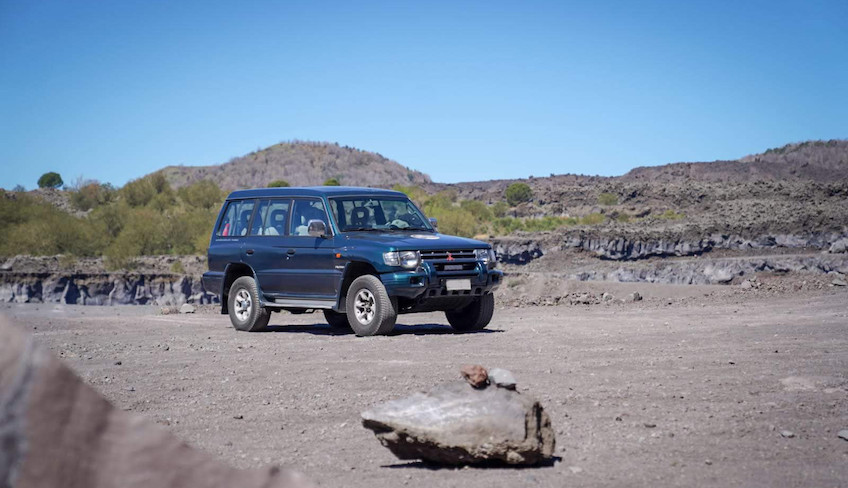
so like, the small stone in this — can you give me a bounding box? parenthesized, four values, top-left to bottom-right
(180, 303, 196, 314)
(627, 292, 642, 302)
(780, 430, 794, 438)
(460, 364, 489, 388)
(233, 414, 244, 420)
(114, 361, 122, 366)
(488, 368, 517, 390)
(740, 280, 753, 290)
(568, 466, 583, 474)
(837, 430, 848, 441)
(705, 459, 713, 465)
(832, 278, 847, 287)
(644, 423, 657, 428)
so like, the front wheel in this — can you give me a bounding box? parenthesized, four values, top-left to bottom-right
(445, 293, 494, 332)
(228, 276, 271, 332)
(345, 275, 397, 336)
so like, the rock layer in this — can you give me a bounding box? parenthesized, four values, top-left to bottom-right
(361, 381, 555, 466)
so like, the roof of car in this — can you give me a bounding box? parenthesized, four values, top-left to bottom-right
(225, 186, 406, 200)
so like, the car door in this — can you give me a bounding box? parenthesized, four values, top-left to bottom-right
(241, 198, 290, 296)
(275, 197, 339, 299)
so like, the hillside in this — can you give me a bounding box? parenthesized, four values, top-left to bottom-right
(159, 141, 431, 190)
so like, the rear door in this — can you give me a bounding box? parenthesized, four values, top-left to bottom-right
(275, 198, 339, 299)
(241, 198, 290, 295)
(208, 198, 256, 278)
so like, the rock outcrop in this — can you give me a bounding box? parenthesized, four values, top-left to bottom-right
(0, 317, 309, 488)
(361, 370, 555, 466)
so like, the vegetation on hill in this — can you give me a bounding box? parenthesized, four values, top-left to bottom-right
(158, 141, 430, 190)
(37, 172, 63, 189)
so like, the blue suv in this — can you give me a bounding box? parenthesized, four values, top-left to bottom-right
(203, 187, 502, 336)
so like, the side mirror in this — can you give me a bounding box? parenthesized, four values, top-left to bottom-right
(307, 219, 328, 238)
(428, 217, 438, 230)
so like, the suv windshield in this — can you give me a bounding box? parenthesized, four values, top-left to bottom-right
(329, 196, 433, 232)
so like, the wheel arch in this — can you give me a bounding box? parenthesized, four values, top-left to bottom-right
(336, 261, 379, 312)
(221, 262, 258, 314)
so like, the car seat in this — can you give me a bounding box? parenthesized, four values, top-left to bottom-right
(350, 207, 370, 228)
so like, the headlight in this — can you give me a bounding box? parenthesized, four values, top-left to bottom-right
(383, 250, 421, 269)
(475, 248, 497, 268)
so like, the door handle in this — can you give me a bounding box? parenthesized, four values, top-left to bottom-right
(245, 249, 254, 255)
(286, 249, 296, 255)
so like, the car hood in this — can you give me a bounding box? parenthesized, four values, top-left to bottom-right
(340, 231, 488, 250)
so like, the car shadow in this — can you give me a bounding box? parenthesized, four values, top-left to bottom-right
(258, 323, 502, 336)
(382, 457, 561, 470)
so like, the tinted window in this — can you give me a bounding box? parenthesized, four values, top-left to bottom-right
(260, 199, 290, 236)
(290, 199, 328, 236)
(216, 200, 255, 237)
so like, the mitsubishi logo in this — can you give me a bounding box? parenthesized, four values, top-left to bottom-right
(446, 252, 454, 261)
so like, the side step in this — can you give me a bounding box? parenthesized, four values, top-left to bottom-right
(265, 297, 336, 309)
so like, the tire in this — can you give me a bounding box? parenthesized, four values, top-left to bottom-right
(323, 309, 351, 330)
(345, 275, 397, 336)
(445, 293, 494, 332)
(228, 276, 271, 332)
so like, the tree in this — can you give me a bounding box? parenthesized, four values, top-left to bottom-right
(12, 184, 25, 192)
(268, 179, 290, 187)
(323, 177, 341, 186)
(505, 183, 532, 206)
(37, 172, 63, 189)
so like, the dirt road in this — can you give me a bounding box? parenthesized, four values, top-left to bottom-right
(4, 286, 847, 487)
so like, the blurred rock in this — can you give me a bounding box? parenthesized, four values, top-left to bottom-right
(0, 317, 310, 488)
(180, 303, 197, 314)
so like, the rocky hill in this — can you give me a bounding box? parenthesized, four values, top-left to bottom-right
(159, 141, 431, 190)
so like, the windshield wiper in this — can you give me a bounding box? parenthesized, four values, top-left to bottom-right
(344, 227, 379, 232)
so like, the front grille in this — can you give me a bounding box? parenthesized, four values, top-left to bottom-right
(420, 249, 476, 261)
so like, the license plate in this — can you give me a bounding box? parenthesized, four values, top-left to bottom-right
(443, 264, 463, 271)
(446, 279, 471, 291)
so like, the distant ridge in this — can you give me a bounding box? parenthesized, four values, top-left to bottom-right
(621, 139, 848, 183)
(158, 141, 430, 190)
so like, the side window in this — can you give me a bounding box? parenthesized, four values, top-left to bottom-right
(250, 200, 271, 236)
(290, 199, 328, 236)
(262, 199, 290, 236)
(216, 200, 255, 237)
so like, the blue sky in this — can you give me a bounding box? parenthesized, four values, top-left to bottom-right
(1, 0, 846, 189)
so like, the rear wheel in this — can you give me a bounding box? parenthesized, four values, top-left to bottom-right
(345, 275, 397, 336)
(323, 309, 351, 330)
(228, 276, 271, 332)
(445, 293, 494, 332)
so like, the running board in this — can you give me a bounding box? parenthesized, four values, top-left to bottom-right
(265, 298, 336, 309)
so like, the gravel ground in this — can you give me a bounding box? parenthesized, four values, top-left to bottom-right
(3, 285, 848, 487)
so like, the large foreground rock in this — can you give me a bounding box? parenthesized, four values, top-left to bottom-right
(0, 317, 310, 488)
(361, 380, 555, 466)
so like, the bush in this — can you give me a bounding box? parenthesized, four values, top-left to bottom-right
(268, 179, 290, 187)
(598, 192, 618, 206)
(70, 182, 115, 211)
(37, 172, 63, 189)
(491, 201, 509, 218)
(177, 180, 224, 210)
(505, 183, 532, 206)
(659, 210, 685, 220)
(323, 177, 341, 186)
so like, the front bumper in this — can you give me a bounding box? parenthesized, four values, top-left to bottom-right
(380, 261, 502, 301)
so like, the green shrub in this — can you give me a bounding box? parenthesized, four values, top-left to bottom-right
(268, 179, 290, 187)
(491, 201, 509, 218)
(598, 192, 618, 206)
(579, 213, 606, 225)
(70, 182, 115, 211)
(659, 209, 685, 220)
(505, 183, 532, 206)
(177, 180, 224, 210)
(323, 177, 341, 186)
(459, 200, 493, 221)
(37, 172, 63, 189)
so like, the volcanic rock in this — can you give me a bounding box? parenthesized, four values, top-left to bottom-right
(361, 381, 555, 466)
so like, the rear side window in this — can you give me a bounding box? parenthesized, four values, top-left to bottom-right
(250, 199, 290, 236)
(216, 200, 256, 237)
